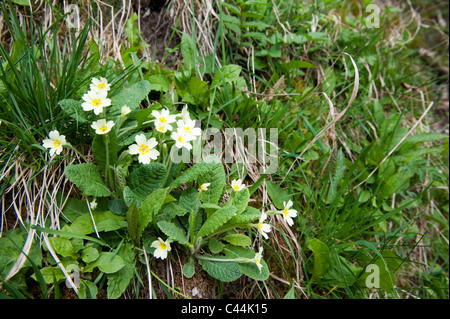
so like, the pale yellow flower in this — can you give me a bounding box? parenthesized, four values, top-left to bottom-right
(91, 119, 114, 135)
(42, 130, 67, 156)
(128, 134, 160, 164)
(231, 179, 246, 192)
(151, 237, 172, 260)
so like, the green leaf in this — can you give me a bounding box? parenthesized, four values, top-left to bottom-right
(136, 188, 169, 243)
(61, 197, 89, 222)
(197, 258, 242, 282)
(287, 60, 316, 69)
(89, 252, 125, 274)
(78, 280, 98, 299)
(326, 149, 346, 204)
(306, 32, 329, 41)
(58, 99, 89, 124)
(157, 220, 189, 245)
(48, 237, 73, 257)
(307, 238, 331, 281)
(125, 12, 139, 47)
(31, 267, 65, 284)
(223, 206, 261, 231)
(170, 160, 215, 188)
(403, 132, 448, 144)
(185, 77, 208, 104)
(321, 253, 361, 287)
(283, 285, 296, 299)
(148, 74, 171, 92)
(64, 163, 112, 197)
(222, 234, 252, 247)
(127, 163, 168, 202)
(157, 202, 188, 222)
(223, 245, 269, 281)
(12, 0, 31, 5)
(70, 211, 127, 235)
(123, 187, 142, 208)
(197, 205, 238, 238)
(242, 21, 268, 30)
(208, 237, 225, 254)
(126, 203, 139, 245)
(81, 247, 100, 263)
(179, 187, 198, 212)
(32, 225, 108, 247)
(183, 256, 195, 278)
(378, 170, 412, 199)
(108, 198, 129, 216)
(107, 244, 136, 299)
(180, 32, 197, 72)
(211, 64, 244, 88)
(265, 181, 291, 210)
(230, 188, 250, 215)
(109, 80, 151, 117)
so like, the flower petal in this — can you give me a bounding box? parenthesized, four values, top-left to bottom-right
(135, 134, 147, 146)
(128, 144, 140, 155)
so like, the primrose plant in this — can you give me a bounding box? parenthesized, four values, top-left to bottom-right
(40, 76, 299, 297)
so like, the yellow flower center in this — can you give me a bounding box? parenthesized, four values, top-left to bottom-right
(159, 117, 167, 123)
(256, 258, 260, 264)
(284, 208, 289, 217)
(177, 136, 185, 144)
(92, 98, 102, 107)
(139, 144, 149, 155)
(159, 242, 167, 250)
(258, 221, 263, 229)
(201, 184, 207, 191)
(184, 127, 192, 133)
(233, 185, 240, 191)
(98, 83, 106, 90)
(158, 126, 165, 132)
(99, 125, 108, 132)
(53, 139, 61, 148)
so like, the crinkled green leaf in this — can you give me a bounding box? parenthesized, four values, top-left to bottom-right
(136, 188, 169, 243)
(222, 234, 252, 247)
(226, 206, 261, 226)
(208, 237, 225, 254)
(109, 80, 151, 117)
(198, 162, 226, 205)
(197, 205, 237, 238)
(183, 256, 195, 278)
(157, 220, 188, 245)
(157, 202, 188, 222)
(58, 99, 89, 124)
(170, 160, 215, 188)
(126, 163, 167, 203)
(197, 258, 242, 282)
(230, 188, 250, 215)
(64, 163, 112, 197)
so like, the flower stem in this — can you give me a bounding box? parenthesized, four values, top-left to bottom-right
(194, 254, 250, 264)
